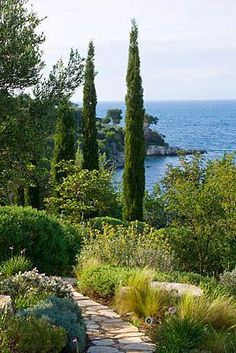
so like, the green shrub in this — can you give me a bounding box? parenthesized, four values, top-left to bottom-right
(46, 167, 119, 223)
(220, 268, 236, 295)
(0, 269, 72, 310)
(0, 315, 66, 353)
(163, 154, 236, 275)
(0, 256, 32, 278)
(62, 222, 87, 268)
(78, 223, 172, 271)
(78, 264, 136, 299)
(115, 270, 174, 321)
(156, 316, 207, 353)
(87, 216, 127, 231)
(20, 296, 86, 352)
(178, 294, 236, 331)
(204, 327, 236, 353)
(0, 206, 75, 274)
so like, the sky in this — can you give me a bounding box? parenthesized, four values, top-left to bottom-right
(33, 0, 236, 101)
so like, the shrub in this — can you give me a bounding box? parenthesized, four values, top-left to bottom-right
(0, 315, 66, 353)
(0, 269, 72, 309)
(204, 327, 236, 353)
(20, 296, 86, 352)
(144, 184, 167, 229)
(46, 167, 119, 223)
(163, 154, 236, 275)
(115, 270, 174, 322)
(78, 223, 172, 271)
(220, 268, 236, 295)
(87, 216, 127, 231)
(78, 264, 136, 299)
(0, 256, 32, 278)
(178, 294, 236, 331)
(156, 316, 207, 353)
(0, 206, 76, 274)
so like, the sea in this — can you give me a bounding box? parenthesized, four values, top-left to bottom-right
(96, 100, 236, 191)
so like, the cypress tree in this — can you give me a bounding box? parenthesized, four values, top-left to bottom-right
(123, 20, 145, 221)
(82, 41, 99, 170)
(51, 102, 76, 185)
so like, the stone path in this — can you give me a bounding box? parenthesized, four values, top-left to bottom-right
(71, 290, 156, 353)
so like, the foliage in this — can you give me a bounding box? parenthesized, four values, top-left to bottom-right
(106, 109, 123, 125)
(0, 268, 72, 310)
(178, 294, 236, 331)
(115, 270, 174, 321)
(51, 102, 77, 186)
(219, 268, 236, 295)
(156, 316, 207, 353)
(123, 20, 145, 221)
(34, 49, 84, 102)
(163, 154, 236, 274)
(77, 264, 136, 299)
(144, 113, 158, 128)
(20, 296, 86, 353)
(0, 0, 45, 91)
(0, 256, 32, 278)
(0, 206, 72, 274)
(203, 327, 236, 353)
(87, 216, 127, 230)
(0, 315, 66, 353)
(77, 223, 172, 271)
(47, 166, 119, 222)
(82, 41, 99, 170)
(156, 292, 236, 353)
(144, 184, 167, 228)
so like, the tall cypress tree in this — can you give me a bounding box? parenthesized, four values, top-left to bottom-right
(82, 41, 99, 170)
(51, 102, 76, 185)
(123, 20, 145, 221)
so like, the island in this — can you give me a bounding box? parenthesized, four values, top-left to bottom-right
(95, 109, 206, 168)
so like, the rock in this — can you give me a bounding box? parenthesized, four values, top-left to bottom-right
(146, 145, 206, 156)
(122, 343, 155, 351)
(88, 346, 120, 353)
(151, 281, 203, 297)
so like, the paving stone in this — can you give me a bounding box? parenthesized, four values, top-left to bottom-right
(118, 337, 146, 345)
(88, 346, 121, 353)
(113, 332, 144, 339)
(122, 343, 155, 351)
(92, 339, 116, 346)
(66, 279, 156, 353)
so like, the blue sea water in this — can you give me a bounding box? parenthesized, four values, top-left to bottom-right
(96, 101, 236, 190)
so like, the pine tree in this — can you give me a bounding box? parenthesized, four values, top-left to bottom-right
(82, 41, 99, 170)
(123, 20, 145, 221)
(51, 102, 76, 185)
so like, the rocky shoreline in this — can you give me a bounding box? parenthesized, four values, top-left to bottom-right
(146, 145, 206, 157)
(113, 145, 206, 168)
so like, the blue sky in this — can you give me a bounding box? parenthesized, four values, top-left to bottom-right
(34, 0, 236, 101)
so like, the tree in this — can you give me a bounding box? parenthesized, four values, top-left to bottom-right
(0, 0, 45, 91)
(144, 113, 158, 129)
(163, 154, 236, 274)
(123, 20, 145, 221)
(106, 109, 122, 125)
(51, 102, 77, 186)
(46, 165, 118, 223)
(82, 41, 99, 170)
(0, 49, 84, 207)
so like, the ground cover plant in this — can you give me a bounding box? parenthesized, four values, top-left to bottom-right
(0, 257, 87, 353)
